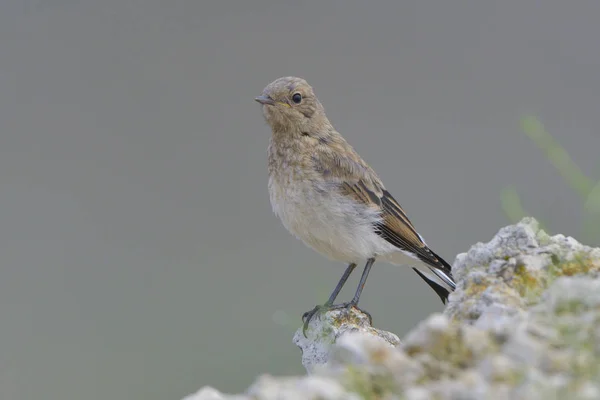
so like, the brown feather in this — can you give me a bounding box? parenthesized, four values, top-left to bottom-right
(311, 144, 452, 276)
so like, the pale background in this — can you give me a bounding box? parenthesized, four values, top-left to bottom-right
(0, 1, 599, 399)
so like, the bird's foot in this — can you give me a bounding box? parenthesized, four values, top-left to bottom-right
(301, 303, 331, 337)
(301, 301, 373, 337)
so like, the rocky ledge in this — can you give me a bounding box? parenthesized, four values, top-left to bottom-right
(184, 218, 600, 400)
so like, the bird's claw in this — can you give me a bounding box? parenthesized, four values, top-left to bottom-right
(302, 303, 330, 337)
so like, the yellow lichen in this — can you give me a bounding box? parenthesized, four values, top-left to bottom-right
(407, 323, 495, 381)
(464, 281, 490, 298)
(343, 366, 398, 399)
(428, 333, 475, 370)
(511, 264, 543, 301)
(556, 258, 593, 277)
(508, 252, 598, 305)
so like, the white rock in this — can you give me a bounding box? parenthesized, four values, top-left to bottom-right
(182, 387, 243, 400)
(292, 306, 400, 373)
(183, 218, 600, 400)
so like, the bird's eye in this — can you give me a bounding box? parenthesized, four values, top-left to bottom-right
(292, 93, 302, 104)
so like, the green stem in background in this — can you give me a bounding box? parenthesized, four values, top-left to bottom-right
(583, 180, 600, 242)
(523, 116, 600, 241)
(501, 186, 548, 232)
(500, 186, 527, 224)
(502, 116, 600, 242)
(521, 116, 594, 198)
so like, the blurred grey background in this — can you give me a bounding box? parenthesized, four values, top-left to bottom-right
(0, 0, 599, 399)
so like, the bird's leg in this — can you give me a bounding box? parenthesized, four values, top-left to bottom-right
(325, 262, 358, 305)
(349, 257, 375, 306)
(302, 263, 356, 335)
(302, 259, 377, 336)
(329, 258, 375, 324)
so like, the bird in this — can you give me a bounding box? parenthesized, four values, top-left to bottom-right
(254, 76, 455, 333)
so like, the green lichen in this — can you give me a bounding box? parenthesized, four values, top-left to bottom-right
(315, 323, 336, 344)
(554, 299, 586, 315)
(406, 324, 497, 383)
(427, 329, 476, 369)
(490, 366, 526, 386)
(536, 230, 552, 246)
(526, 281, 600, 396)
(555, 322, 600, 393)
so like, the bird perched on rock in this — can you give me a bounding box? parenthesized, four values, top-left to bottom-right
(255, 76, 455, 333)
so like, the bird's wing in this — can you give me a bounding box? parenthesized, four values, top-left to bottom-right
(342, 180, 450, 269)
(311, 144, 454, 281)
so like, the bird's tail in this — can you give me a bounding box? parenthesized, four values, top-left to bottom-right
(385, 248, 456, 304)
(412, 268, 452, 304)
(412, 253, 456, 304)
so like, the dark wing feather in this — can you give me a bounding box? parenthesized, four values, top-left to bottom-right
(343, 181, 452, 277)
(310, 139, 455, 301)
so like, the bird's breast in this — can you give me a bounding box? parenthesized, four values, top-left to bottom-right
(267, 168, 393, 263)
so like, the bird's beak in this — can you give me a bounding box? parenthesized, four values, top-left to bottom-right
(254, 95, 275, 106)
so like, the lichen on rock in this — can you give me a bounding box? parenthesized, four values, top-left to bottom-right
(183, 218, 600, 400)
(293, 306, 401, 373)
(446, 217, 600, 326)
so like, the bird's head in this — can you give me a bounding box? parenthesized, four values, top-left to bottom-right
(255, 76, 326, 134)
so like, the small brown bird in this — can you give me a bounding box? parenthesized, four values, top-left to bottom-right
(255, 77, 455, 331)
